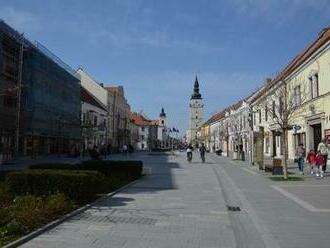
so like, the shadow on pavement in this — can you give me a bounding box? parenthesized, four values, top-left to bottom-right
(110, 152, 180, 194)
(93, 196, 135, 208)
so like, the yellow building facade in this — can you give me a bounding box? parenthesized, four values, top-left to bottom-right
(286, 29, 330, 159)
(200, 123, 210, 149)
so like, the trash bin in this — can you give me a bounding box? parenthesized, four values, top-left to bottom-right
(233, 151, 238, 160)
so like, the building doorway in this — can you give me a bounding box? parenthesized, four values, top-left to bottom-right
(311, 123, 322, 152)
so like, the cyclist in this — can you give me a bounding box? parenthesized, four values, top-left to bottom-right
(199, 143, 206, 163)
(186, 144, 193, 162)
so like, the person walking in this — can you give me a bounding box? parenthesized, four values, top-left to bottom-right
(306, 149, 316, 175)
(123, 144, 128, 155)
(315, 150, 325, 178)
(295, 143, 305, 175)
(199, 143, 206, 163)
(317, 138, 329, 173)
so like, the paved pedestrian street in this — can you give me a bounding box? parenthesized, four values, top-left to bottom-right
(21, 153, 330, 248)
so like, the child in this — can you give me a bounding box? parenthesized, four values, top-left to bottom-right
(315, 151, 325, 178)
(306, 149, 316, 174)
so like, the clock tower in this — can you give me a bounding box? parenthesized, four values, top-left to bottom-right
(188, 76, 203, 145)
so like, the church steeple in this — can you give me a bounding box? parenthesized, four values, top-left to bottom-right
(191, 75, 202, 100)
(159, 107, 166, 118)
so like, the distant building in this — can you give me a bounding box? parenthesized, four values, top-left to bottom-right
(129, 114, 139, 150)
(130, 112, 152, 150)
(130, 108, 170, 151)
(187, 76, 204, 145)
(76, 69, 108, 153)
(105, 86, 131, 152)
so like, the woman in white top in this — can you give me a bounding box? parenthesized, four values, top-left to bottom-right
(317, 138, 329, 172)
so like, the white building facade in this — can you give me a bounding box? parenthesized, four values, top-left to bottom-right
(76, 69, 108, 153)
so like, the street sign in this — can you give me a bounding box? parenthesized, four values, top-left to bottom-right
(293, 125, 302, 134)
(294, 125, 302, 130)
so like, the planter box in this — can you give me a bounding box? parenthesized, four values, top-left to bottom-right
(272, 159, 283, 175)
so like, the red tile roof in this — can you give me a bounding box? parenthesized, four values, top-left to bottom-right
(130, 112, 157, 126)
(251, 27, 330, 103)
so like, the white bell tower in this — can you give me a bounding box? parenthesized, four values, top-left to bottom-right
(188, 76, 203, 145)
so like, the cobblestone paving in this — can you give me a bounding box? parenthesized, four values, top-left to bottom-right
(20, 153, 330, 248)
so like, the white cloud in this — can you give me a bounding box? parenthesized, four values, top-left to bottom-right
(0, 6, 40, 33)
(230, 0, 329, 26)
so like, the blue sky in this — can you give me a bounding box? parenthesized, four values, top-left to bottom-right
(1, 0, 330, 134)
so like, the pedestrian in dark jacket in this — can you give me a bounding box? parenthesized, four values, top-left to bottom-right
(295, 144, 305, 175)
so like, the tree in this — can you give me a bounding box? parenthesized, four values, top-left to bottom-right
(228, 111, 242, 153)
(218, 120, 229, 157)
(266, 80, 307, 179)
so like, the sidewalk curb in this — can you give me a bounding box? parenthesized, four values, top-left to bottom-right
(3, 177, 143, 248)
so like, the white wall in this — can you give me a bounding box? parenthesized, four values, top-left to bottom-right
(189, 99, 203, 143)
(76, 69, 108, 107)
(137, 126, 149, 150)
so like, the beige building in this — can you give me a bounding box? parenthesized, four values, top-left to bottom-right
(105, 86, 131, 152)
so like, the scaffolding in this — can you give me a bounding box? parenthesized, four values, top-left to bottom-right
(0, 20, 81, 157)
(21, 39, 81, 155)
(0, 20, 21, 161)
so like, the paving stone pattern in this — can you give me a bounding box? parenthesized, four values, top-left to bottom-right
(20, 152, 330, 248)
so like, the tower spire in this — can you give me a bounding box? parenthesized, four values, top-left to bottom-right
(191, 75, 202, 99)
(159, 107, 166, 118)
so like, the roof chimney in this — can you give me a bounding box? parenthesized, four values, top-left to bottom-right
(265, 78, 272, 85)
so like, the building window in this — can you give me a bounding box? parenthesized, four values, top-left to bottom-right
(293, 133, 306, 151)
(253, 112, 256, 126)
(83, 113, 86, 124)
(141, 135, 145, 140)
(94, 116, 98, 126)
(272, 100, 275, 118)
(259, 109, 261, 124)
(141, 143, 144, 149)
(196, 116, 198, 119)
(265, 104, 268, 122)
(141, 127, 145, 132)
(294, 85, 301, 107)
(279, 97, 284, 116)
(265, 136, 270, 153)
(243, 115, 246, 128)
(309, 74, 319, 99)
